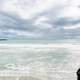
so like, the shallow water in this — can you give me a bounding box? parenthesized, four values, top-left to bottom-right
(0, 43, 79, 80)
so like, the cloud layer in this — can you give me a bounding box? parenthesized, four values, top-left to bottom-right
(0, 0, 80, 38)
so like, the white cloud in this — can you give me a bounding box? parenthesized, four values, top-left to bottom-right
(0, 0, 67, 19)
(34, 16, 49, 25)
(34, 16, 54, 31)
(34, 16, 50, 27)
(64, 24, 80, 29)
(16, 31, 43, 38)
(59, 0, 80, 19)
(69, 0, 80, 6)
(36, 23, 53, 29)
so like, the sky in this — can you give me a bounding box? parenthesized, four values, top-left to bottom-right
(0, 0, 80, 39)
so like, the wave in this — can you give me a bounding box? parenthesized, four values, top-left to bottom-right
(0, 43, 79, 80)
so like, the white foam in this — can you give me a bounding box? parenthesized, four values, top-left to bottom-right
(0, 43, 78, 80)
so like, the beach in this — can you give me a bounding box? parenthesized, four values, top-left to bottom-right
(0, 76, 42, 80)
(0, 43, 79, 80)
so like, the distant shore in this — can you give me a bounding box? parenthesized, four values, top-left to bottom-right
(0, 39, 7, 41)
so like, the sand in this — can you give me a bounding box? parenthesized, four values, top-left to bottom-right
(0, 43, 79, 80)
(0, 76, 41, 80)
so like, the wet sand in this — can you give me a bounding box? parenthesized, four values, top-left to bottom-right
(0, 76, 41, 80)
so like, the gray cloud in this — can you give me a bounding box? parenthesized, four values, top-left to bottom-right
(0, 0, 80, 39)
(0, 12, 34, 37)
(0, 12, 54, 38)
(0, 11, 80, 39)
(54, 18, 80, 26)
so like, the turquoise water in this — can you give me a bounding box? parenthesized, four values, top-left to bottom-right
(0, 38, 79, 44)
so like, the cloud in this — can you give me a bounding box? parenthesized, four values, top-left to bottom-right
(54, 18, 80, 26)
(0, 0, 80, 38)
(0, 12, 51, 38)
(64, 24, 80, 29)
(0, 12, 35, 37)
(34, 16, 53, 30)
(59, 0, 80, 19)
(0, 0, 67, 19)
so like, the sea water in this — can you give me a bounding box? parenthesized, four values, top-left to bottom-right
(0, 39, 79, 80)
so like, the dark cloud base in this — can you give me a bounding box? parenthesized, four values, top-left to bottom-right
(0, 12, 80, 39)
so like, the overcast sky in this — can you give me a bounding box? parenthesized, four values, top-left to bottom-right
(0, 0, 80, 38)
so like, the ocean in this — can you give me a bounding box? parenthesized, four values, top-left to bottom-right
(0, 39, 79, 80)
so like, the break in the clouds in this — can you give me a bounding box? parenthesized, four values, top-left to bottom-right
(0, 0, 80, 38)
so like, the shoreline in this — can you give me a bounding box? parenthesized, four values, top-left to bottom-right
(0, 43, 79, 49)
(0, 76, 42, 80)
(0, 43, 78, 80)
